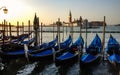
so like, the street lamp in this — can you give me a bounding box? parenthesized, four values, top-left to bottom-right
(0, 6, 8, 14)
(0, 6, 8, 46)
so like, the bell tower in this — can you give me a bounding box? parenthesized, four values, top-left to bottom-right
(69, 10, 72, 23)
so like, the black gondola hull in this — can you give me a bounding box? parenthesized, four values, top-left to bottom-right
(80, 55, 102, 69)
(107, 54, 120, 67)
(1, 53, 27, 60)
(28, 53, 53, 62)
(55, 54, 78, 66)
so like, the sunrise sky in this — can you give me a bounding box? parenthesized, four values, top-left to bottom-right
(0, 0, 120, 25)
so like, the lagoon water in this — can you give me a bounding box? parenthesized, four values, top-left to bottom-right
(0, 26, 120, 75)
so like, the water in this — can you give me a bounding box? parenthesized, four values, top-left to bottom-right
(1, 59, 120, 75)
(0, 26, 120, 75)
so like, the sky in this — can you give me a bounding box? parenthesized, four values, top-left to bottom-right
(0, 0, 120, 25)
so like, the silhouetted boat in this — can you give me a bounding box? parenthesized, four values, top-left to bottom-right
(55, 36, 84, 66)
(28, 35, 72, 61)
(80, 34, 102, 68)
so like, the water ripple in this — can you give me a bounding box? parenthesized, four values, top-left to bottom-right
(17, 62, 37, 75)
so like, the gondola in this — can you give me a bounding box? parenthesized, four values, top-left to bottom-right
(0, 37, 35, 53)
(0, 32, 33, 52)
(0, 37, 58, 59)
(28, 35, 72, 61)
(106, 35, 120, 66)
(0, 32, 32, 45)
(80, 34, 102, 68)
(107, 53, 120, 66)
(20, 37, 35, 46)
(55, 36, 84, 66)
(106, 34, 120, 55)
(11, 32, 32, 44)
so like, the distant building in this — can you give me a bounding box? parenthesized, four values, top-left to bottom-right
(69, 11, 72, 23)
(82, 19, 89, 28)
(89, 21, 106, 27)
(115, 24, 120, 26)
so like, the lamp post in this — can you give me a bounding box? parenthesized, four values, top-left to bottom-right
(0, 6, 8, 46)
(0, 6, 8, 14)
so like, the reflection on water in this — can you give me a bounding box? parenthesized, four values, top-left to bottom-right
(17, 62, 37, 75)
(1, 59, 120, 75)
(80, 61, 120, 75)
(1, 58, 27, 75)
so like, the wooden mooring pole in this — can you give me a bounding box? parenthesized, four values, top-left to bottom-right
(41, 22, 43, 44)
(102, 16, 106, 61)
(22, 22, 24, 34)
(79, 16, 82, 37)
(66, 25, 67, 36)
(28, 20, 30, 41)
(85, 19, 88, 49)
(6, 21, 8, 37)
(3, 20, 6, 45)
(9, 23, 12, 40)
(2, 22, 3, 30)
(17, 21, 19, 37)
(53, 23, 55, 40)
(79, 16, 83, 55)
(62, 25, 64, 41)
(70, 22, 73, 44)
(56, 18, 61, 50)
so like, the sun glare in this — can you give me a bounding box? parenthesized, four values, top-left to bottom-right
(0, 0, 34, 25)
